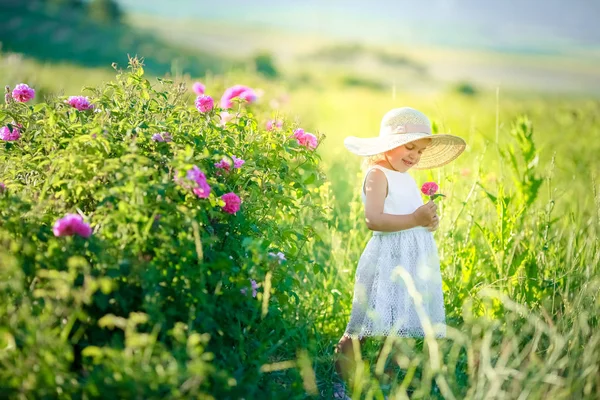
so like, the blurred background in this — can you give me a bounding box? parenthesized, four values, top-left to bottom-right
(2, 0, 599, 95)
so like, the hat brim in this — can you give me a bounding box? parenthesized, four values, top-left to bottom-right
(344, 133, 466, 169)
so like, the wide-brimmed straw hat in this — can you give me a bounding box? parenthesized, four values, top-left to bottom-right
(344, 107, 466, 169)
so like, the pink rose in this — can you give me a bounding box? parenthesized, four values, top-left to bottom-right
(192, 82, 205, 95)
(12, 83, 35, 103)
(67, 96, 93, 111)
(221, 192, 241, 214)
(0, 125, 21, 141)
(53, 213, 92, 238)
(266, 119, 283, 131)
(420, 182, 439, 196)
(195, 95, 214, 113)
(293, 128, 318, 150)
(220, 85, 257, 109)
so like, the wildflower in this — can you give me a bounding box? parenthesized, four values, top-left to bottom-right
(0, 183, 6, 194)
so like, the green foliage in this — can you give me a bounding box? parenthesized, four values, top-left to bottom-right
(87, 0, 123, 24)
(0, 57, 327, 397)
(253, 52, 279, 79)
(0, 1, 229, 77)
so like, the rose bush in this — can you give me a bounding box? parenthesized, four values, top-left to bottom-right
(0, 57, 327, 398)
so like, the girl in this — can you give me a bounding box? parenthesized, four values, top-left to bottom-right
(333, 107, 466, 397)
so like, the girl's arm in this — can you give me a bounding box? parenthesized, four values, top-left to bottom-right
(363, 169, 437, 232)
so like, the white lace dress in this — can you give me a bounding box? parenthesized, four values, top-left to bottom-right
(343, 165, 446, 339)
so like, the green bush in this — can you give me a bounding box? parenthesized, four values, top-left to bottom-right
(0, 57, 327, 398)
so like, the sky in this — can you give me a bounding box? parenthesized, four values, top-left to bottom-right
(116, 0, 600, 53)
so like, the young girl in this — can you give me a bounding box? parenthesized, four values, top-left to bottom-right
(333, 107, 466, 397)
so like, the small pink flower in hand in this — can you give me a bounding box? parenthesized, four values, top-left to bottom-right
(421, 181, 445, 201)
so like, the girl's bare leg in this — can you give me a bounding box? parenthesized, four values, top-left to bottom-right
(334, 334, 366, 384)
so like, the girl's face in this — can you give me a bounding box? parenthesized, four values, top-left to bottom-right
(385, 138, 431, 172)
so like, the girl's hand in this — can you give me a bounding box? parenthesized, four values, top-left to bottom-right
(413, 201, 437, 227)
(427, 214, 439, 232)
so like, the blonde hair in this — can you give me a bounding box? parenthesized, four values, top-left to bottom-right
(361, 152, 388, 172)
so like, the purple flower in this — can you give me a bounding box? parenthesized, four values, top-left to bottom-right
(241, 279, 259, 297)
(67, 96, 93, 111)
(250, 279, 259, 298)
(52, 213, 92, 238)
(0, 125, 21, 141)
(268, 251, 286, 264)
(232, 155, 245, 169)
(192, 180, 211, 199)
(151, 132, 172, 142)
(186, 166, 211, 199)
(12, 84, 35, 103)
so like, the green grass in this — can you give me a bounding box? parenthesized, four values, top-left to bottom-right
(1, 52, 599, 398)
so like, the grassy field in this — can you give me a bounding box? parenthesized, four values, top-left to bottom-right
(1, 17, 600, 398)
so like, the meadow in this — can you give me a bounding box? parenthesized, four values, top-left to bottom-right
(1, 14, 600, 399)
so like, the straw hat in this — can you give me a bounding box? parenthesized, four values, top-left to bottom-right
(344, 107, 466, 169)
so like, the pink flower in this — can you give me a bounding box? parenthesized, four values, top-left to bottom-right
(67, 96, 93, 111)
(293, 129, 318, 149)
(221, 192, 241, 214)
(215, 155, 245, 172)
(0, 125, 21, 141)
(220, 85, 257, 109)
(193, 182, 211, 198)
(266, 119, 283, 131)
(12, 84, 35, 103)
(186, 166, 211, 199)
(151, 132, 172, 142)
(0, 183, 6, 194)
(192, 81, 205, 95)
(219, 112, 235, 127)
(52, 213, 92, 238)
(195, 95, 214, 113)
(214, 159, 231, 171)
(421, 182, 439, 196)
